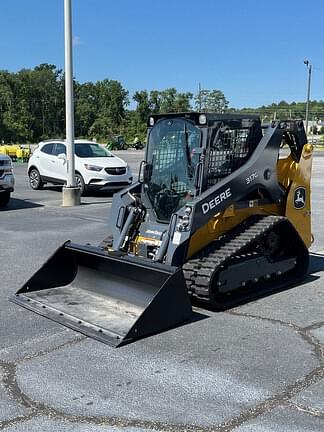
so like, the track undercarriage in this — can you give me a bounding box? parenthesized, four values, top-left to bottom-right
(183, 216, 309, 309)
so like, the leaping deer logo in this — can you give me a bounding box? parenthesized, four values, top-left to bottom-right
(294, 187, 306, 209)
(295, 190, 305, 205)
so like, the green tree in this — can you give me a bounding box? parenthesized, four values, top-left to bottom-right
(133, 90, 150, 123)
(195, 89, 228, 112)
(174, 92, 193, 112)
(0, 71, 15, 141)
(131, 91, 151, 141)
(159, 88, 178, 112)
(75, 82, 98, 137)
(149, 90, 161, 114)
(86, 80, 129, 140)
(20, 64, 65, 141)
(89, 115, 114, 141)
(96, 79, 129, 127)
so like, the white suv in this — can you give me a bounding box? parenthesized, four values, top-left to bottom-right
(28, 140, 133, 195)
(0, 154, 14, 207)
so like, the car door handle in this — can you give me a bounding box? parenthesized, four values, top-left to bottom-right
(50, 160, 56, 163)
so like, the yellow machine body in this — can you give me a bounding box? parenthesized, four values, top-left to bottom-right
(186, 143, 313, 259)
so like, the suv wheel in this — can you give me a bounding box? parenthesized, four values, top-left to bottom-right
(75, 173, 85, 196)
(0, 192, 10, 208)
(29, 168, 44, 190)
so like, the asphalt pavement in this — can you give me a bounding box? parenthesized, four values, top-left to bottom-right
(0, 151, 323, 431)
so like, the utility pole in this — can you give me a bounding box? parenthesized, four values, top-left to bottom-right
(62, 0, 80, 206)
(311, 116, 315, 143)
(304, 60, 312, 134)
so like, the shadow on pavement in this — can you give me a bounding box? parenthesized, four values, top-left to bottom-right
(44, 185, 62, 192)
(45, 185, 115, 198)
(1, 198, 43, 211)
(120, 310, 209, 347)
(309, 253, 324, 273)
(42, 185, 114, 206)
(87, 190, 115, 198)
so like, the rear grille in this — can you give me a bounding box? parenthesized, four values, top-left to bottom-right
(105, 167, 126, 175)
(207, 128, 251, 187)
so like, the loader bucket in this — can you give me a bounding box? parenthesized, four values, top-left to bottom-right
(10, 242, 192, 347)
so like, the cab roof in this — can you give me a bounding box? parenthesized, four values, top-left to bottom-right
(147, 112, 261, 129)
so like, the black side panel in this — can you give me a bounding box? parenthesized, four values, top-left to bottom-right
(191, 125, 284, 231)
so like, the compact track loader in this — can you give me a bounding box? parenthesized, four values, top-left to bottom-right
(11, 113, 313, 346)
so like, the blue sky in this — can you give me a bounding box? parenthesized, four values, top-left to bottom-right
(1, 0, 324, 108)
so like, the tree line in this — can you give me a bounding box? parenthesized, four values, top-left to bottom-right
(234, 100, 324, 124)
(0, 64, 229, 144)
(0, 63, 321, 144)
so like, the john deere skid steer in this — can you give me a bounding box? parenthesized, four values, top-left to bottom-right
(10, 113, 313, 346)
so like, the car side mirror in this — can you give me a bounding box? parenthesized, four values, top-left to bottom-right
(57, 153, 66, 161)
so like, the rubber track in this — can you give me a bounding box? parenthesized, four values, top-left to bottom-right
(183, 215, 302, 306)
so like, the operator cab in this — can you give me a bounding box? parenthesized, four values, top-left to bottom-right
(145, 117, 202, 221)
(144, 113, 262, 222)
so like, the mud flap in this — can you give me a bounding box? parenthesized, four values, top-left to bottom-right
(9, 242, 192, 347)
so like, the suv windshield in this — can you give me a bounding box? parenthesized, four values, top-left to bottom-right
(75, 143, 112, 158)
(145, 118, 201, 221)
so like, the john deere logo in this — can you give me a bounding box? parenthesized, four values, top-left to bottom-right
(294, 187, 306, 209)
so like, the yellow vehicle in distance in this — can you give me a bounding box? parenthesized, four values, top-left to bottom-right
(0, 145, 30, 162)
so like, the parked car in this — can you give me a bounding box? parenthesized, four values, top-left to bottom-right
(0, 154, 14, 207)
(28, 140, 133, 195)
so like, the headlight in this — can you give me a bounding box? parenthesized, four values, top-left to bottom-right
(84, 164, 103, 172)
(199, 114, 207, 125)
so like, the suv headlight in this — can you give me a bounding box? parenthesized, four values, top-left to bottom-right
(84, 164, 103, 172)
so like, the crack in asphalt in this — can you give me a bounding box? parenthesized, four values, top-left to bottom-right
(0, 329, 76, 353)
(227, 310, 324, 363)
(217, 366, 324, 431)
(0, 413, 38, 431)
(288, 401, 324, 419)
(0, 312, 324, 431)
(16, 336, 86, 363)
(304, 320, 324, 331)
(0, 337, 86, 409)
